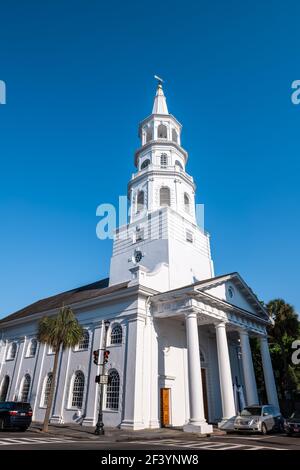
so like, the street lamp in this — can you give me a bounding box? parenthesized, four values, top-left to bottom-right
(95, 319, 110, 436)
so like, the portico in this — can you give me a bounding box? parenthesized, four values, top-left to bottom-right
(151, 272, 278, 432)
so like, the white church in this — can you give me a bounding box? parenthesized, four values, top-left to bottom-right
(0, 81, 279, 433)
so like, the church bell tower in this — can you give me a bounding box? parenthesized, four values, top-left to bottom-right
(109, 79, 214, 291)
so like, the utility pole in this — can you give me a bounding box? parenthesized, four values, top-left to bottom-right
(94, 319, 110, 436)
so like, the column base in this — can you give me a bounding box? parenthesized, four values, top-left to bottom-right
(82, 417, 96, 427)
(149, 419, 160, 429)
(49, 415, 64, 424)
(183, 421, 213, 435)
(218, 416, 236, 431)
(120, 420, 146, 430)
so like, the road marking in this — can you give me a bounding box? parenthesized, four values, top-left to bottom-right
(0, 437, 76, 446)
(215, 434, 280, 440)
(131, 439, 287, 451)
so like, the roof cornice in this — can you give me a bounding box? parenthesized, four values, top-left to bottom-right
(134, 140, 188, 166)
(0, 284, 158, 330)
(138, 113, 182, 133)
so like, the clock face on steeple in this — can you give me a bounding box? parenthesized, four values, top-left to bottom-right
(134, 250, 143, 263)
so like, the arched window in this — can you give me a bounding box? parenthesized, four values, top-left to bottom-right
(137, 190, 145, 212)
(160, 153, 168, 168)
(141, 159, 150, 170)
(157, 124, 167, 139)
(28, 339, 37, 357)
(184, 193, 190, 213)
(172, 128, 178, 143)
(77, 331, 89, 351)
(42, 373, 53, 407)
(160, 187, 171, 207)
(71, 371, 85, 408)
(175, 160, 183, 170)
(145, 127, 152, 143)
(106, 370, 120, 410)
(0, 375, 10, 401)
(20, 374, 31, 402)
(7, 342, 17, 360)
(110, 324, 122, 345)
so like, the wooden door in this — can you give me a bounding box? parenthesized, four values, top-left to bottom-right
(160, 388, 170, 427)
(201, 368, 209, 421)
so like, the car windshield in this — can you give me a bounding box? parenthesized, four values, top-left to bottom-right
(290, 412, 300, 419)
(240, 407, 262, 416)
(4, 402, 31, 411)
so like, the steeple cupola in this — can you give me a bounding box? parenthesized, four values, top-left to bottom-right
(137, 80, 184, 159)
(130, 80, 194, 224)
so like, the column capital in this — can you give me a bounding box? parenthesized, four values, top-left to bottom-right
(184, 309, 197, 319)
(259, 334, 268, 343)
(239, 328, 250, 336)
(214, 321, 228, 329)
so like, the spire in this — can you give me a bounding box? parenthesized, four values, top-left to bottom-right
(152, 76, 169, 115)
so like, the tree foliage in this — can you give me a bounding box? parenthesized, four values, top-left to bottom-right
(252, 298, 300, 415)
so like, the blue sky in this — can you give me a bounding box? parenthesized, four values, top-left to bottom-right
(0, 0, 299, 318)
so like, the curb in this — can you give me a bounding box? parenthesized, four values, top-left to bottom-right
(29, 429, 223, 442)
(29, 424, 226, 442)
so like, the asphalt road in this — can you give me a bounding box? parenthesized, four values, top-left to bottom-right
(0, 431, 300, 450)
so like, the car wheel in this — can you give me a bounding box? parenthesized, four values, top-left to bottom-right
(0, 419, 5, 431)
(19, 427, 28, 432)
(261, 423, 268, 435)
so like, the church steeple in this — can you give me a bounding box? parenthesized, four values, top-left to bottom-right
(152, 81, 169, 115)
(109, 79, 214, 290)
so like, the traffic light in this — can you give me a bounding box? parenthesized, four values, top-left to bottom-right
(93, 349, 99, 365)
(103, 350, 110, 363)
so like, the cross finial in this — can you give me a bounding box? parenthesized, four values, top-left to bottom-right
(154, 75, 164, 87)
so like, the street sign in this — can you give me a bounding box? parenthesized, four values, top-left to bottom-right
(99, 374, 109, 385)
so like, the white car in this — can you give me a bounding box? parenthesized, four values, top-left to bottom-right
(234, 405, 283, 435)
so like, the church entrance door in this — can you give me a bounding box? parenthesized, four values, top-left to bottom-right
(160, 388, 170, 427)
(201, 368, 209, 421)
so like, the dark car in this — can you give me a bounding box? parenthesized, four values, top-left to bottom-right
(0, 402, 32, 431)
(285, 411, 300, 436)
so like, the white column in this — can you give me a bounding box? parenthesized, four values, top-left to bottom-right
(149, 319, 159, 428)
(260, 336, 279, 408)
(121, 314, 146, 430)
(215, 322, 236, 423)
(239, 330, 259, 405)
(183, 311, 212, 434)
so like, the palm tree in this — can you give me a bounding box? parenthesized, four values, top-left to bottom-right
(267, 299, 299, 401)
(37, 306, 84, 432)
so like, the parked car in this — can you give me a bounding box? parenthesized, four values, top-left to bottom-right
(284, 411, 300, 436)
(0, 402, 32, 431)
(234, 405, 283, 435)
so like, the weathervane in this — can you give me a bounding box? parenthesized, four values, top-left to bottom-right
(154, 74, 164, 87)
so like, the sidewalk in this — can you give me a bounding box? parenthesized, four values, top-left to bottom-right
(30, 422, 225, 442)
